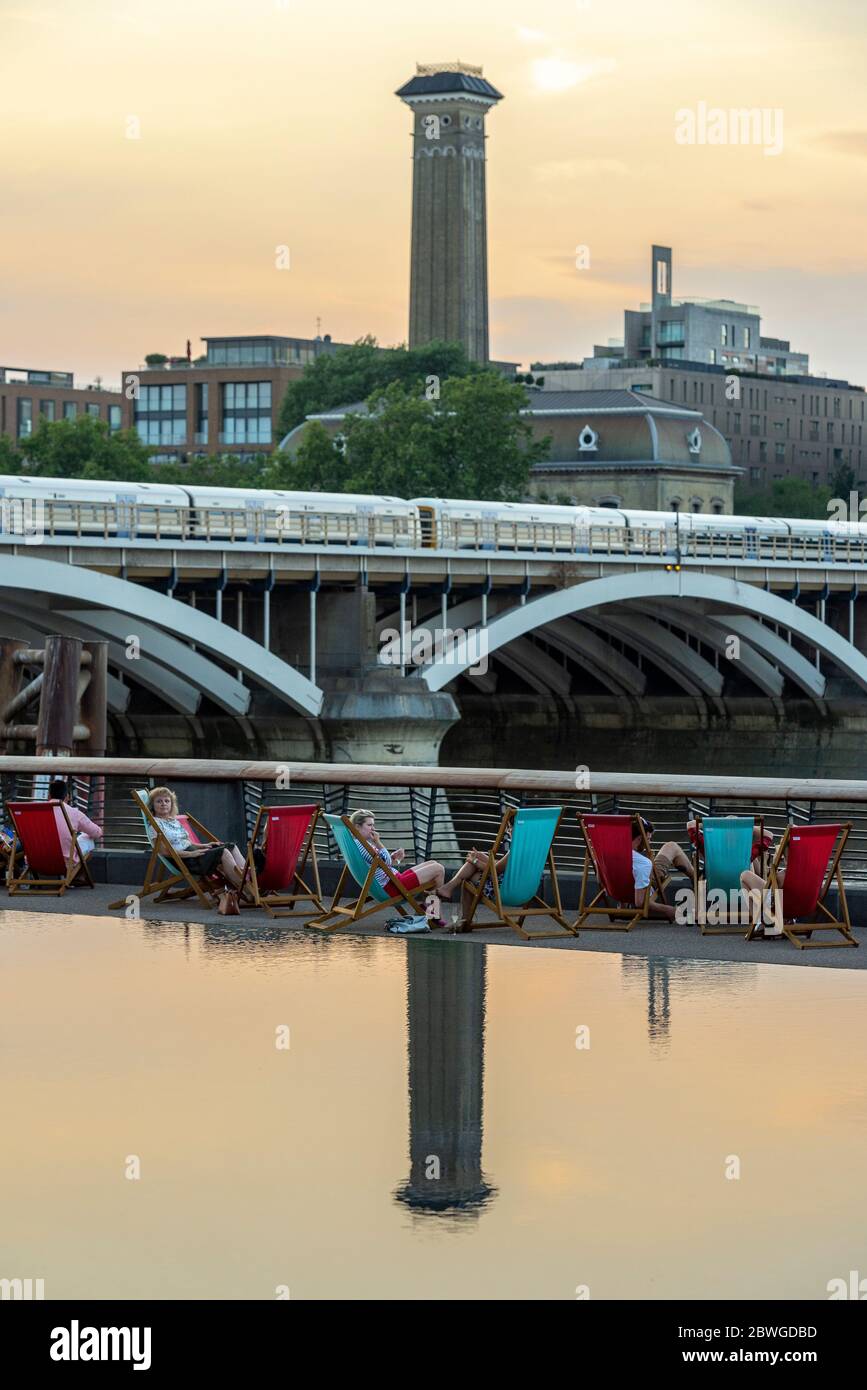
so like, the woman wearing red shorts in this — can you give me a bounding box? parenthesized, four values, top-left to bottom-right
(349, 809, 448, 906)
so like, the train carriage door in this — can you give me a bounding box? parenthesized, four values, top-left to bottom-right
(820, 527, 834, 562)
(418, 505, 437, 548)
(480, 508, 498, 550)
(245, 497, 265, 542)
(115, 492, 137, 540)
(354, 501, 374, 547)
(744, 525, 758, 559)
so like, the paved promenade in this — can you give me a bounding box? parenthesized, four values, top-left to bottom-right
(3, 883, 863, 970)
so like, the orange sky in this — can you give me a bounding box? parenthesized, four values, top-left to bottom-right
(2, 0, 866, 387)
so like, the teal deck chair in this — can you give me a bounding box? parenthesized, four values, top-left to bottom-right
(109, 788, 220, 911)
(694, 815, 764, 934)
(308, 813, 427, 931)
(461, 805, 575, 940)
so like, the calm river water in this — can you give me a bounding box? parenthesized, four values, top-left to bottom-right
(1, 913, 865, 1300)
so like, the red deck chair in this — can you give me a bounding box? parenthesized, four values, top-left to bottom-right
(573, 813, 669, 930)
(6, 800, 95, 896)
(241, 804, 323, 917)
(746, 822, 857, 949)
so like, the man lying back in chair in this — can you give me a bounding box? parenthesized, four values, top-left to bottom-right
(632, 815, 692, 922)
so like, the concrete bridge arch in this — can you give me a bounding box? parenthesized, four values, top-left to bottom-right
(420, 571, 867, 696)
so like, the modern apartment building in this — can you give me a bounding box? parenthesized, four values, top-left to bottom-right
(0, 365, 121, 442)
(616, 245, 810, 376)
(120, 334, 348, 459)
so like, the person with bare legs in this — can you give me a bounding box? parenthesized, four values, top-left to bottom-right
(349, 810, 448, 924)
(632, 815, 692, 922)
(147, 787, 251, 900)
(740, 834, 785, 938)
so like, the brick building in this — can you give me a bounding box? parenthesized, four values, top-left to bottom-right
(0, 365, 121, 442)
(120, 334, 349, 460)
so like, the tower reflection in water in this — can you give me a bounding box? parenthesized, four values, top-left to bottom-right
(394, 940, 496, 1220)
(620, 954, 757, 1052)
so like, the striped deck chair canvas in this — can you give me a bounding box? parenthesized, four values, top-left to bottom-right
(108, 789, 221, 911)
(308, 813, 427, 931)
(574, 813, 667, 931)
(746, 822, 857, 949)
(6, 800, 94, 896)
(242, 804, 323, 917)
(460, 805, 574, 939)
(694, 815, 763, 935)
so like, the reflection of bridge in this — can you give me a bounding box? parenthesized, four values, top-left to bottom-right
(5, 534, 867, 760)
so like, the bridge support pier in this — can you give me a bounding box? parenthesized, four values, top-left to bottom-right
(318, 672, 459, 767)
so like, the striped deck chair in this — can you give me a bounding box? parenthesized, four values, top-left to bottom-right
(308, 813, 427, 931)
(6, 800, 94, 895)
(460, 806, 574, 940)
(746, 822, 858, 949)
(574, 813, 668, 930)
(694, 815, 766, 935)
(242, 804, 323, 917)
(108, 788, 221, 911)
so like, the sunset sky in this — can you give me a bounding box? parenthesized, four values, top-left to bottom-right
(3, 0, 866, 386)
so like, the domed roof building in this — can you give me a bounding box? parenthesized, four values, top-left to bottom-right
(522, 387, 738, 512)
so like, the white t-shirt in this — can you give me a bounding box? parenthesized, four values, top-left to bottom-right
(632, 849, 652, 891)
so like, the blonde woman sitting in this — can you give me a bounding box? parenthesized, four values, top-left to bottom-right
(147, 787, 249, 898)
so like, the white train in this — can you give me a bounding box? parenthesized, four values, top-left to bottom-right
(0, 474, 864, 561)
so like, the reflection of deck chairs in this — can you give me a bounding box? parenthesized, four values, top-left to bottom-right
(745, 823, 858, 950)
(242, 804, 323, 917)
(460, 806, 574, 939)
(109, 788, 221, 911)
(574, 813, 669, 930)
(308, 813, 428, 931)
(6, 800, 95, 896)
(693, 815, 767, 935)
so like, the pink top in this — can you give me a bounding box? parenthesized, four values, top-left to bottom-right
(54, 804, 102, 862)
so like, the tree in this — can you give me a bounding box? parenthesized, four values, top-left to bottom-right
(18, 415, 153, 481)
(145, 353, 168, 366)
(829, 461, 856, 501)
(316, 372, 550, 500)
(275, 336, 480, 438)
(0, 434, 22, 470)
(266, 423, 350, 492)
(733, 476, 835, 520)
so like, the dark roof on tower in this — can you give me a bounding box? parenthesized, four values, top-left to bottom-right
(396, 72, 503, 101)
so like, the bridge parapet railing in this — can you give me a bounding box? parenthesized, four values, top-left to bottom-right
(3, 759, 867, 883)
(11, 500, 867, 565)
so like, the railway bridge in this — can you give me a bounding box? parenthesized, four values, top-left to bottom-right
(2, 529, 867, 765)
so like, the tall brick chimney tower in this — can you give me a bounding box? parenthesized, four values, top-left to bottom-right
(396, 62, 503, 364)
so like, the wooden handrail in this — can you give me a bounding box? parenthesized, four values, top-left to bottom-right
(1, 755, 867, 801)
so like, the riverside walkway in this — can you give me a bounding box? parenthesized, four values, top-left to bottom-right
(2, 757, 867, 966)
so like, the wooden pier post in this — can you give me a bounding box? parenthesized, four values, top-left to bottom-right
(36, 636, 81, 757)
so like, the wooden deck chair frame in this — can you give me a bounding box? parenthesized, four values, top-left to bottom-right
(693, 814, 768, 935)
(108, 789, 221, 912)
(459, 806, 575, 940)
(745, 823, 858, 950)
(1, 833, 24, 886)
(308, 814, 428, 932)
(240, 804, 324, 918)
(574, 813, 670, 931)
(6, 800, 95, 896)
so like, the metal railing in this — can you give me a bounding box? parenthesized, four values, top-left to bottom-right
(4, 758, 867, 882)
(7, 500, 867, 564)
